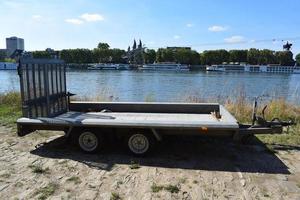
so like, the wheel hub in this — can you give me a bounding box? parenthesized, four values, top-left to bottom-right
(79, 132, 98, 152)
(128, 134, 149, 154)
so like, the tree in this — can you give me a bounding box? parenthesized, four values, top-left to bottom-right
(296, 53, 300, 66)
(144, 49, 156, 64)
(200, 50, 229, 65)
(229, 50, 248, 63)
(110, 49, 126, 63)
(97, 43, 110, 50)
(93, 48, 111, 63)
(32, 51, 51, 58)
(0, 51, 6, 61)
(247, 48, 260, 65)
(174, 49, 200, 65)
(275, 51, 294, 66)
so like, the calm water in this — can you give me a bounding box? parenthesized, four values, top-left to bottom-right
(0, 70, 299, 104)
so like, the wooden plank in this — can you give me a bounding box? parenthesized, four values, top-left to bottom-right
(31, 64, 38, 117)
(44, 64, 50, 116)
(25, 64, 32, 117)
(38, 64, 44, 116)
(18, 62, 26, 117)
(17, 111, 239, 129)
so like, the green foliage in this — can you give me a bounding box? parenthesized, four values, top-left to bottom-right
(151, 184, 164, 193)
(110, 48, 126, 63)
(97, 42, 110, 50)
(34, 183, 58, 200)
(200, 50, 229, 65)
(275, 51, 295, 66)
(247, 48, 260, 65)
(151, 183, 180, 193)
(200, 49, 294, 65)
(156, 48, 200, 65)
(0, 92, 22, 127)
(60, 48, 93, 64)
(229, 50, 248, 63)
(144, 49, 156, 64)
(296, 53, 300, 66)
(0, 51, 6, 61)
(32, 51, 51, 59)
(28, 164, 50, 174)
(1, 58, 16, 63)
(164, 185, 180, 193)
(110, 192, 122, 200)
(129, 161, 140, 169)
(66, 176, 82, 184)
(60, 48, 126, 64)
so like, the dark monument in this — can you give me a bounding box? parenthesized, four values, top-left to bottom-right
(126, 39, 145, 65)
(283, 41, 292, 51)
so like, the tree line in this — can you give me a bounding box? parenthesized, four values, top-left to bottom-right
(31, 42, 300, 66)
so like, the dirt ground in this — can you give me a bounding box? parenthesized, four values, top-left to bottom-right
(0, 126, 300, 200)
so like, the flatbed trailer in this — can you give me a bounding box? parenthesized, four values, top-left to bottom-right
(16, 58, 295, 155)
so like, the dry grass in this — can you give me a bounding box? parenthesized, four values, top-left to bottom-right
(186, 94, 300, 146)
(34, 182, 59, 200)
(151, 183, 180, 193)
(0, 91, 299, 146)
(0, 92, 22, 127)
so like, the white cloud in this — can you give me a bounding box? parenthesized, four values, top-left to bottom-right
(80, 13, 104, 22)
(173, 35, 181, 39)
(65, 18, 84, 25)
(186, 23, 194, 28)
(208, 25, 227, 32)
(32, 15, 42, 21)
(224, 35, 245, 43)
(3, 1, 23, 8)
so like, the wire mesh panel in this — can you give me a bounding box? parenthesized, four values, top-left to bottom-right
(18, 58, 67, 118)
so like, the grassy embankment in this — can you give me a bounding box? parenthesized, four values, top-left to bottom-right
(0, 92, 22, 130)
(0, 91, 299, 146)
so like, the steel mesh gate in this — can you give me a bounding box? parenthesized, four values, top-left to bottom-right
(18, 58, 68, 118)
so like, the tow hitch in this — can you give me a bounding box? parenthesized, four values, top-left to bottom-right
(237, 97, 296, 140)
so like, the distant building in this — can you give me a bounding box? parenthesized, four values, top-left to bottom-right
(6, 36, 24, 57)
(126, 39, 145, 65)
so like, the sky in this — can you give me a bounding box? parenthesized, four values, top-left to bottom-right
(0, 0, 300, 54)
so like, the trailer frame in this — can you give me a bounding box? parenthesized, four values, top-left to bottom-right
(16, 58, 295, 155)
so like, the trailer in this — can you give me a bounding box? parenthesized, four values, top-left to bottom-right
(16, 58, 295, 155)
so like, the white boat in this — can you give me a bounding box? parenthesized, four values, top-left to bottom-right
(206, 65, 226, 72)
(87, 63, 129, 70)
(207, 64, 300, 74)
(141, 62, 189, 71)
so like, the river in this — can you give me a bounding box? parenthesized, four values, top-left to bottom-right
(0, 70, 299, 104)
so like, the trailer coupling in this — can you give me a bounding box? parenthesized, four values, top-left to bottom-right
(240, 97, 296, 135)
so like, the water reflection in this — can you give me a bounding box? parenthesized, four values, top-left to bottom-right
(1, 70, 299, 104)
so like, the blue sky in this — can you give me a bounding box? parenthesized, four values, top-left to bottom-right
(0, 0, 300, 54)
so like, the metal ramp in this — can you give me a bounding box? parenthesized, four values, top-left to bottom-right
(18, 58, 68, 118)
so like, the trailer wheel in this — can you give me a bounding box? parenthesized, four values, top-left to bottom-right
(127, 133, 153, 156)
(78, 131, 102, 153)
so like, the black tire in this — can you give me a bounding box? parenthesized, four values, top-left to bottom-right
(127, 131, 155, 156)
(76, 130, 103, 153)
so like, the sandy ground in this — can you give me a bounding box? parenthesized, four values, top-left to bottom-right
(0, 126, 300, 200)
